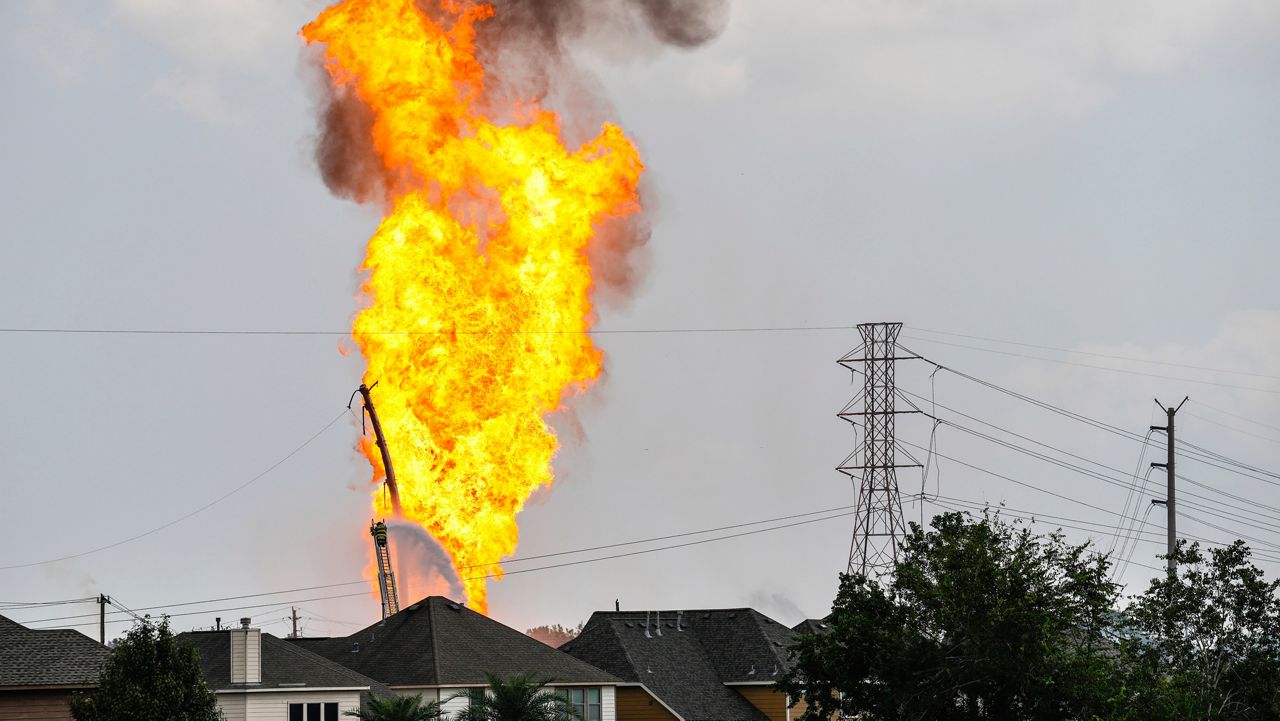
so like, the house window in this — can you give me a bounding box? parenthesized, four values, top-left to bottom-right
(469, 688, 487, 708)
(289, 702, 339, 721)
(560, 688, 602, 721)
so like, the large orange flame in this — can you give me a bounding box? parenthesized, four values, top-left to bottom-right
(303, 0, 643, 613)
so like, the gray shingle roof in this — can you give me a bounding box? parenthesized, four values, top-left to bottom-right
(287, 596, 619, 688)
(178, 631, 390, 695)
(0, 614, 109, 688)
(790, 619, 831, 636)
(560, 609, 800, 721)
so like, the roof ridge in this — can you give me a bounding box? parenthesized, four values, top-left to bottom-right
(605, 616, 642, 679)
(427, 597, 442, 685)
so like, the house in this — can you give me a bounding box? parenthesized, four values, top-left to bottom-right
(559, 609, 805, 721)
(789, 619, 831, 637)
(289, 596, 622, 720)
(179, 618, 389, 721)
(0, 614, 109, 721)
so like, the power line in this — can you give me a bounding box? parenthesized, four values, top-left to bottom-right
(28, 510, 860, 628)
(458, 510, 858, 582)
(896, 392, 1280, 531)
(1116, 504, 1157, 580)
(0, 325, 859, 337)
(1178, 439, 1280, 482)
(894, 437, 1280, 562)
(925, 488, 1278, 566)
(464, 503, 857, 569)
(1191, 400, 1280, 434)
(910, 327, 1280, 381)
(1185, 412, 1280, 446)
(0, 597, 97, 609)
(25, 592, 372, 629)
(16, 505, 862, 627)
(904, 347, 1280, 484)
(0, 410, 349, 571)
(902, 336, 1280, 395)
(922, 495, 1167, 574)
(15, 582, 371, 624)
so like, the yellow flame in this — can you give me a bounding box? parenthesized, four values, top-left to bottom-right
(303, 0, 643, 613)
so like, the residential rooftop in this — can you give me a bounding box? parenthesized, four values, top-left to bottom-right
(289, 596, 620, 688)
(0, 614, 109, 689)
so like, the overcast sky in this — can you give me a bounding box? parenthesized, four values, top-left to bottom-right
(2, 0, 1279, 641)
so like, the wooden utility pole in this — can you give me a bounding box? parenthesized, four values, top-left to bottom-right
(97, 594, 109, 644)
(1151, 397, 1188, 574)
(290, 607, 300, 639)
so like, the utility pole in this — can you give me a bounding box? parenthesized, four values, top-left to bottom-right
(97, 594, 109, 644)
(289, 607, 300, 639)
(356, 383, 402, 516)
(1151, 396, 1188, 574)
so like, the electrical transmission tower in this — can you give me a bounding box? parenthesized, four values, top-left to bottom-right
(838, 322, 919, 577)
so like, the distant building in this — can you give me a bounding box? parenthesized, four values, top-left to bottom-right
(560, 609, 803, 721)
(0, 614, 109, 721)
(179, 619, 388, 721)
(289, 596, 621, 720)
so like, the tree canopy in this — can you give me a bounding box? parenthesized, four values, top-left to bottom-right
(525, 623, 584, 648)
(1121, 541, 1280, 720)
(778, 511, 1280, 721)
(71, 616, 221, 721)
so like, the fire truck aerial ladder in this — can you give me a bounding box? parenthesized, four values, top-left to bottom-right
(352, 382, 402, 620)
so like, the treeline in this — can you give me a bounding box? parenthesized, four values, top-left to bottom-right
(778, 512, 1280, 721)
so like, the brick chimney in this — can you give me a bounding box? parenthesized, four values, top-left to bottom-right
(230, 617, 261, 684)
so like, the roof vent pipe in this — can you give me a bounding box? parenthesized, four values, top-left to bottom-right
(644, 611, 651, 639)
(655, 611, 662, 636)
(676, 611, 684, 632)
(240, 618, 251, 629)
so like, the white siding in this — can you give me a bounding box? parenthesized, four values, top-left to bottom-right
(438, 687, 473, 719)
(601, 685, 616, 721)
(215, 690, 363, 721)
(230, 630, 262, 684)
(217, 694, 247, 721)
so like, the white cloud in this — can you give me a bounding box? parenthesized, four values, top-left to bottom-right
(113, 0, 292, 70)
(9, 0, 105, 84)
(732, 0, 1280, 119)
(110, 0, 309, 125)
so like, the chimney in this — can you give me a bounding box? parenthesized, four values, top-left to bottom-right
(230, 618, 261, 684)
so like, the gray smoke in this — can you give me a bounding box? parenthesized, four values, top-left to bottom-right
(476, 0, 728, 53)
(386, 520, 466, 603)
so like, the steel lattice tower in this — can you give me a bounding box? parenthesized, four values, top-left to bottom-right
(838, 322, 917, 577)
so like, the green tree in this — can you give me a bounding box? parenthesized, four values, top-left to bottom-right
(345, 693, 442, 721)
(1119, 541, 1280, 721)
(451, 672, 576, 721)
(71, 616, 221, 721)
(778, 511, 1124, 721)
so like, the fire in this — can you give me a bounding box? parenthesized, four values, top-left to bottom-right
(302, 0, 643, 613)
